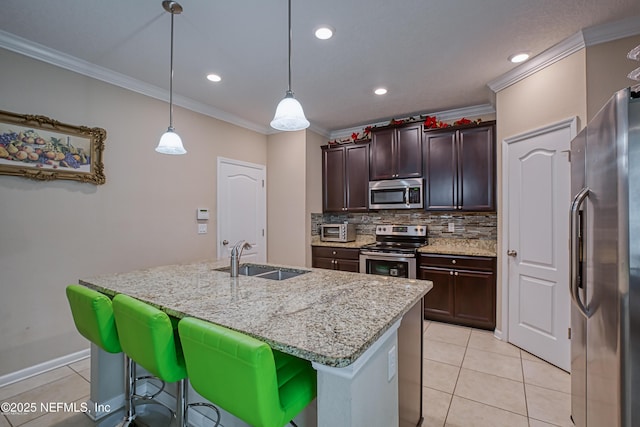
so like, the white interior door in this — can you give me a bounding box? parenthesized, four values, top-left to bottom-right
(503, 118, 576, 371)
(217, 157, 266, 262)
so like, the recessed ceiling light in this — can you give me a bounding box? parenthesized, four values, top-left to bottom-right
(206, 73, 222, 82)
(374, 88, 388, 95)
(314, 26, 334, 40)
(508, 52, 530, 63)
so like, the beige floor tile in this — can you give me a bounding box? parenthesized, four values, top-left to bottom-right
(454, 368, 527, 415)
(529, 419, 560, 427)
(521, 349, 546, 362)
(19, 396, 95, 427)
(424, 340, 466, 367)
(422, 387, 451, 427)
(423, 359, 460, 394)
(67, 358, 90, 375)
(525, 383, 572, 427)
(467, 330, 521, 358)
(424, 323, 471, 347)
(522, 359, 570, 393)
(0, 415, 10, 427)
(444, 396, 529, 427)
(462, 347, 523, 382)
(0, 366, 76, 401)
(4, 373, 89, 426)
(424, 320, 432, 331)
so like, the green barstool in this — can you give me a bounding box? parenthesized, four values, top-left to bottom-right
(65, 285, 141, 427)
(112, 294, 219, 427)
(178, 317, 317, 427)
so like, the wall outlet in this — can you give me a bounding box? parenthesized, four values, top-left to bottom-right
(448, 222, 455, 232)
(198, 224, 207, 234)
(387, 345, 397, 382)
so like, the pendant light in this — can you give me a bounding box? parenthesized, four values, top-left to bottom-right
(156, 1, 186, 155)
(270, 0, 310, 131)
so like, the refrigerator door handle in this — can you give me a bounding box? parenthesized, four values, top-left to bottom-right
(570, 186, 590, 318)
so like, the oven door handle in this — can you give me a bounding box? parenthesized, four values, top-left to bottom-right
(360, 251, 415, 259)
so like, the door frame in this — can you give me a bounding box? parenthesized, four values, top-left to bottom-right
(499, 117, 577, 343)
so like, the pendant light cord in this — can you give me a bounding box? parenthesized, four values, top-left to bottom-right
(287, 0, 292, 93)
(169, 7, 175, 129)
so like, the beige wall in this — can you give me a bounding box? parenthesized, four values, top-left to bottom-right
(0, 48, 267, 375)
(495, 50, 587, 332)
(305, 131, 325, 267)
(266, 131, 307, 267)
(586, 35, 640, 121)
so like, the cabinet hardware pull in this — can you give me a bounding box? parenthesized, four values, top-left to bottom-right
(454, 272, 459, 276)
(450, 271, 454, 275)
(451, 259, 456, 264)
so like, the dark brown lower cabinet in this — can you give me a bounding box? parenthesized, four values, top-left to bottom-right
(312, 246, 360, 273)
(419, 253, 496, 330)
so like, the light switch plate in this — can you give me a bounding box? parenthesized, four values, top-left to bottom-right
(448, 222, 455, 232)
(198, 224, 207, 234)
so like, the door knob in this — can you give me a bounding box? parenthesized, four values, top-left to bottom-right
(507, 250, 517, 257)
(222, 240, 229, 245)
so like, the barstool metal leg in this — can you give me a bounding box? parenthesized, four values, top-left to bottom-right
(176, 379, 187, 427)
(119, 354, 136, 427)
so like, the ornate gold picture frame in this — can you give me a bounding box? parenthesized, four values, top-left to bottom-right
(0, 110, 106, 184)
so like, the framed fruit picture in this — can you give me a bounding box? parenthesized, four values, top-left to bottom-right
(0, 110, 106, 184)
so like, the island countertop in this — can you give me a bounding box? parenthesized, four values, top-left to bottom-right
(79, 260, 431, 368)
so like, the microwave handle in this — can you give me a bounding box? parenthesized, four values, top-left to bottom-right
(405, 188, 409, 206)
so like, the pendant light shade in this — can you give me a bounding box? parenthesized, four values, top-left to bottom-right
(270, 0, 309, 132)
(156, 1, 186, 155)
(271, 90, 310, 131)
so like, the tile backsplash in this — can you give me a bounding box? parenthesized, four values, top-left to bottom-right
(312, 211, 497, 240)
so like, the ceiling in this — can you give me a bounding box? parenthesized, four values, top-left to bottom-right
(1, 1, 640, 136)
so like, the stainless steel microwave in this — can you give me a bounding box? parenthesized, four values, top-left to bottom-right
(369, 178, 423, 209)
(320, 223, 356, 242)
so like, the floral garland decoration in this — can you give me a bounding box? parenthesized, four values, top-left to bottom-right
(328, 116, 482, 145)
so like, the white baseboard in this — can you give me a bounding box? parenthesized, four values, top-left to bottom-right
(0, 348, 90, 388)
(493, 328, 504, 341)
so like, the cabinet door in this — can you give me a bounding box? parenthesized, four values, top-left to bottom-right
(322, 147, 346, 212)
(419, 266, 455, 321)
(395, 124, 422, 178)
(458, 125, 495, 211)
(345, 144, 369, 211)
(335, 259, 360, 273)
(453, 269, 496, 329)
(312, 256, 336, 270)
(370, 128, 395, 180)
(424, 130, 457, 210)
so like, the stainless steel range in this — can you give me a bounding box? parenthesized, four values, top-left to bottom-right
(359, 225, 427, 279)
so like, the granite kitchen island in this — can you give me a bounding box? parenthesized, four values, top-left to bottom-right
(79, 259, 431, 427)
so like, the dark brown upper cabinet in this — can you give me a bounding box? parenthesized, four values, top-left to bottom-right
(370, 123, 422, 180)
(422, 122, 496, 211)
(322, 142, 370, 213)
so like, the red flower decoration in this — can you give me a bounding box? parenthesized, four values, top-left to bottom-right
(424, 116, 438, 128)
(363, 126, 372, 136)
(453, 118, 472, 126)
(390, 119, 405, 126)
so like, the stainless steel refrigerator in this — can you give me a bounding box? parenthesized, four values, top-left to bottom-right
(570, 87, 640, 427)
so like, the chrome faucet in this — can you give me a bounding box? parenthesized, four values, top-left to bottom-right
(230, 240, 252, 277)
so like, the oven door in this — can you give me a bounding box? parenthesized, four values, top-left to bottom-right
(360, 251, 416, 279)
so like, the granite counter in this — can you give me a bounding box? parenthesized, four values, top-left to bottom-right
(80, 259, 430, 368)
(80, 259, 431, 427)
(419, 238, 497, 257)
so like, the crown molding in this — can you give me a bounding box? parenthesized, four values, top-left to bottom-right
(488, 31, 585, 93)
(0, 30, 271, 135)
(488, 16, 640, 93)
(328, 104, 496, 140)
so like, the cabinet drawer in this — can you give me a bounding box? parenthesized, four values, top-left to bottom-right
(312, 246, 360, 260)
(418, 254, 495, 271)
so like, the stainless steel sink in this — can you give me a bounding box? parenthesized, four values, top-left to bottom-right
(215, 264, 309, 280)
